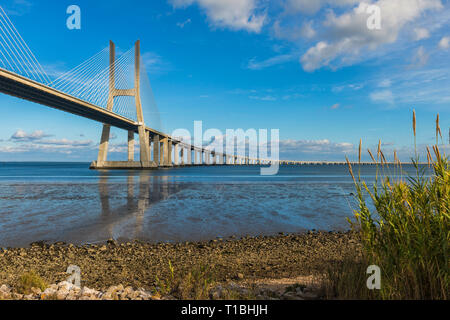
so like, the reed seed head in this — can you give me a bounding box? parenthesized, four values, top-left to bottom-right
(346, 157, 356, 183)
(436, 114, 442, 143)
(368, 149, 376, 164)
(359, 139, 362, 164)
(377, 140, 381, 158)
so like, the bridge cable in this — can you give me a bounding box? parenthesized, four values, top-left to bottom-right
(0, 6, 50, 83)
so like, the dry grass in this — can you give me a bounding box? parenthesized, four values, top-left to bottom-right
(330, 111, 449, 300)
(17, 270, 47, 295)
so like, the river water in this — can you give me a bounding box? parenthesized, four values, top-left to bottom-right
(0, 162, 426, 247)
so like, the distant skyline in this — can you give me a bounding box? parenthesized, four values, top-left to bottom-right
(0, 0, 449, 162)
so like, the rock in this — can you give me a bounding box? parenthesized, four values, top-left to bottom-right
(282, 292, 304, 300)
(138, 291, 151, 300)
(210, 285, 223, 300)
(58, 281, 74, 291)
(66, 293, 78, 300)
(56, 288, 69, 300)
(236, 273, 244, 280)
(31, 287, 42, 295)
(297, 291, 318, 300)
(116, 284, 124, 292)
(30, 241, 46, 248)
(80, 286, 97, 297)
(43, 288, 56, 296)
(0, 284, 11, 294)
(123, 286, 134, 295)
(107, 239, 117, 246)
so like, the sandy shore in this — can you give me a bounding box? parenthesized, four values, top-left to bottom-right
(0, 231, 362, 299)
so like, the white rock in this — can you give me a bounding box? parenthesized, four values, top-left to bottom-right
(0, 284, 11, 293)
(56, 287, 69, 300)
(57, 281, 74, 291)
(43, 288, 56, 295)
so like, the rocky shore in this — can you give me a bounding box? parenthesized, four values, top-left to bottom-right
(0, 231, 362, 300)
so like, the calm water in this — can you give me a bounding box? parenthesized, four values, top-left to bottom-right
(0, 162, 426, 247)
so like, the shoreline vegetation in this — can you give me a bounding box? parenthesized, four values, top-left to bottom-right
(0, 111, 448, 301)
(341, 111, 448, 300)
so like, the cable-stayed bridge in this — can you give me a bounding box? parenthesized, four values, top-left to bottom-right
(0, 7, 386, 169)
(0, 6, 288, 169)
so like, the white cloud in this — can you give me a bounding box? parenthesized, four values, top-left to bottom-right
(3, 0, 33, 16)
(370, 89, 394, 104)
(141, 52, 171, 74)
(11, 130, 52, 141)
(413, 27, 430, 41)
(246, 54, 296, 70)
(283, 0, 360, 15)
(170, 0, 266, 33)
(249, 95, 277, 101)
(34, 139, 93, 147)
(300, 0, 442, 71)
(4, 130, 94, 154)
(378, 79, 391, 87)
(279, 139, 354, 155)
(177, 18, 192, 28)
(300, 21, 316, 38)
(438, 36, 450, 49)
(409, 46, 429, 68)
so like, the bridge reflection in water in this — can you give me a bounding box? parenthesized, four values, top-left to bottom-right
(87, 173, 186, 243)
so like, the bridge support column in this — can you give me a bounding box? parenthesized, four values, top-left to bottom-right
(180, 147, 184, 166)
(174, 143, 179, 166)
(163, 139, 172, 167)
(153, 135, 160, 166)
(97, 124, 111, 164)
(138, 125, 150, 164)
(128, 131, 134, 161)
(187, 148, 192, 165)
(160, 138, 165, 165)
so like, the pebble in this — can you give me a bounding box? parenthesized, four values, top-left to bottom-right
(0, 281, 156, 301)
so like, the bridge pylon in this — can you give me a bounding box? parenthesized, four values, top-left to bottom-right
(90, 40, 155, 170)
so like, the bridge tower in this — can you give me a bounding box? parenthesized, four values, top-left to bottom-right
(91, 40, 154, 169)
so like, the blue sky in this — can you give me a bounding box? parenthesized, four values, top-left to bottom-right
(0, 0, 449, 162)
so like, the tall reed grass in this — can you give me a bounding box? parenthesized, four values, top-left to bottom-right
(330, 111, 449, 300)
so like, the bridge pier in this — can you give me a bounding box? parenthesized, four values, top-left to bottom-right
(90, 40, 156, 170)
(152, 135, 160, 166)
(187, 148, 192, 166)
(174, 143, 179, 166)
(180, 146, 184, 166)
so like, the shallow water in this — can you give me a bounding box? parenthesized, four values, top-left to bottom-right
(0, 162, 427, 247)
